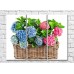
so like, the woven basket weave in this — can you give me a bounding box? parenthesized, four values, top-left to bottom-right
(13, 42, 59, 59)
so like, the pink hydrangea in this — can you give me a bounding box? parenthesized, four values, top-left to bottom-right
(40, 21, 50, 30)
(53, 27, 63, 36)
(43, 35, 56, 46)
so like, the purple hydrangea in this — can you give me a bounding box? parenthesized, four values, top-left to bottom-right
(26, 26, 36, 38)
(35, 36, 43, 46)
(16, 30, 27, 42)
(11, 22, 17, 33)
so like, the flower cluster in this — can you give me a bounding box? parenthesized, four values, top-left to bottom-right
(43, 35, 56, 46)
(35, 36, 43, 46)
(11, 16, 64, 48)
(11, 22, 17, 33)
(16, 30, 27, 48)
(40, 21, 50, 30)
(16, 30, 27, 42)
(53, 27, 63, 36)
(19, 41, 28, 48)
(26, 26, 36, 38)
(11, 35, 18, 44)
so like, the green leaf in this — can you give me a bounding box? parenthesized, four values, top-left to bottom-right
(28, 18, 36, 26)
(28, 38, 37, 48)
(49, 19, 65, 29)
(28, 18, 32, 26)
(41, 30, 47, 37)
(32, 44, 35, 48)
(17, 16, 26, 22)
(29, 38, 34, 42)
(32, 43, 36, 48)
(15, 16, 27, 30)
(48, 30, 52, 35)
(28, 37, 36, 44)
(15, 22, 23, 30)
(16, 16, 26, 24)
(49, 21, 55, 30)
(36, 19, 41, 25)
(55, 37, 58, 42)
(49, 19, 59, 29)
(57, 23, 65, 28)
(16, 18, 21, 21)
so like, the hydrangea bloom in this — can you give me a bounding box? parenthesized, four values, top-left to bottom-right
(11, 22, 17, 33)
(40, 21, 50, 30)
(35, 36, 43, 46)
(53, 27, 63, 36)
(16, 30, 27, 42)
(19, 41, 28, 48)
(11, 35, 18, 44)
(43, 35, 56, 46)
(26, 26, 36, 38)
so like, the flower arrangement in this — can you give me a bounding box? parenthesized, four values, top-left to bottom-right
(11, 16, 65, 49)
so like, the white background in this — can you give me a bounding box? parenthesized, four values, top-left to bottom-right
(0, 0, 74, 10)
(6, 15, 67, 60)
(0, 0, 74, 74)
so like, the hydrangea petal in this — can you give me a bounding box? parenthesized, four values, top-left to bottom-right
(40, 21, 50, 30)
(26, 26, 36, 38)
(16, 30, 27, 42)
(19, 41, 28, 48)
(11, 22, 17, 33)
(53, 27, 63, 36)
(35, 36, 43, 46)
(11, 35, 18, 44)
(43, 35, 56, 46)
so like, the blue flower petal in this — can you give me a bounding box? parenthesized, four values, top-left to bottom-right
(11, 22, 17, 33)
(19, 41, 28, 48)
(16, 30, 27, 42)
(26, 26, 36, 38)
(11, 35, 18, 44)
(35, 36, 43, 46)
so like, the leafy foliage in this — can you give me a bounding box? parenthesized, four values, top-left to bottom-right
(11, 16, 65, 48)
(15, 16, 26, 30)
(36, 19, 41, 25)
(48, 19, 65, 30)
(28, 37, 37, 47)
(41, 30, 47, 37)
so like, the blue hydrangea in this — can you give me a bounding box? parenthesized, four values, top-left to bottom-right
(35, 36, 43, 46)
(16, 30, 27, 42)
(19, 41, 28, 48)
(11, 35, 18, 44)
(11, 22, 17, 33)
(26, 26, 36, 38)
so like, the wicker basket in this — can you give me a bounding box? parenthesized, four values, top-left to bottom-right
(13, 42, 59, 59)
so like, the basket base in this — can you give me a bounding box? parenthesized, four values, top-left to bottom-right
(14, 42, 59, 60)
